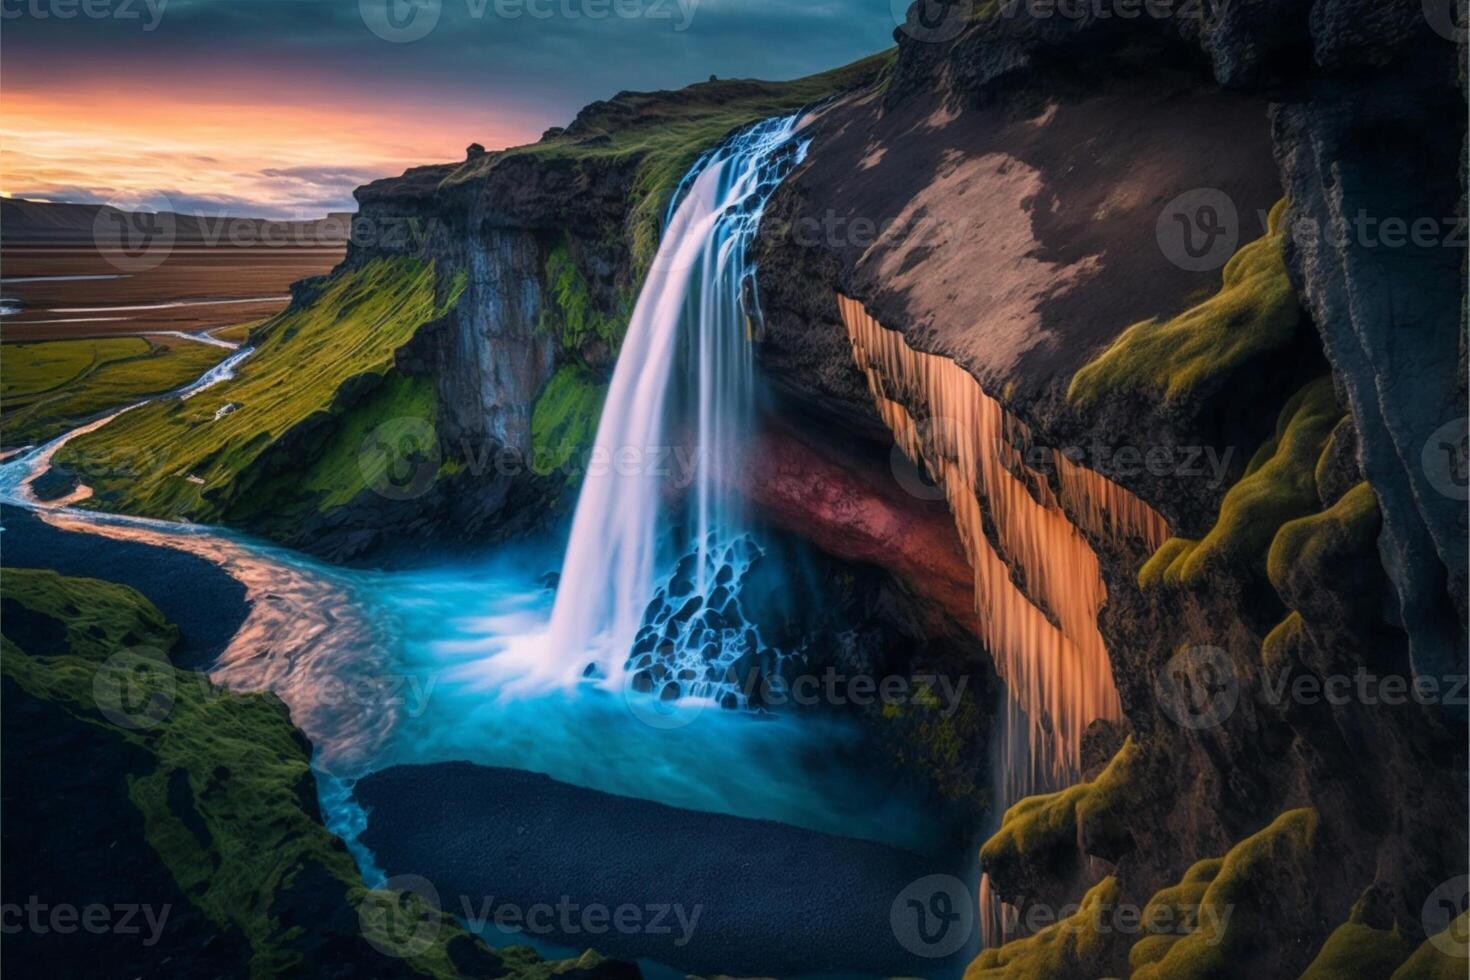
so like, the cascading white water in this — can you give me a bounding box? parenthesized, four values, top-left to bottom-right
(476, 114, 809, 696)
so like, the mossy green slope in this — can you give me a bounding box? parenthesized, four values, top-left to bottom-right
(1069, 200, 1300, 409)
(1139, 377, 1343, 589)
(2, 335, 231, 448)
(0, 568, 447, 977)
(56, 258, 460, 525)
(0, 568, 623, 980)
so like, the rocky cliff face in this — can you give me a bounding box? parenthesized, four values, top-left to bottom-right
(752, 2, 1466, 975)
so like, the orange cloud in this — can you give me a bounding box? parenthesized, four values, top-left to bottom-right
(1, 78, 545, 217)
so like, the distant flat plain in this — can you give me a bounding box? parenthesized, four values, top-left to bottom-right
(1, 244, 343, 341)
(0, 243, 344, 447)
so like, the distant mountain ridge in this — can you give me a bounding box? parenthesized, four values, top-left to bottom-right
(1, 197, 351, 246)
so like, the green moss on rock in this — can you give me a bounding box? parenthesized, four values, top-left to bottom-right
(530, 363, 609, 480)
(1267, 480, 1380, 602)
(1300, 904, 1419, 980)
(1068, 200, 1300, 408)
(1138, 378, 1342, 589)
(1391, 912, 1470, 979)
(980, 738, 1140, 889)
(1129, 808, 1320, 980)
(540, 242, 629, 353)
(966, 877, 1125, 979)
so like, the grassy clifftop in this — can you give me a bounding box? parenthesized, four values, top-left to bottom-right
(55, 258, 459, 530)
(447, 52, 894, 274)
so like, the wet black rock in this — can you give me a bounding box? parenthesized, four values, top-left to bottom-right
(672, 596, 703, 623)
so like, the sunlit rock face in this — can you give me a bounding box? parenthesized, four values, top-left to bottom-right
(837, 295, 1168, 791)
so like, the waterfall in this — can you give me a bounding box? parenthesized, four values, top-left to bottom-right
(478, 114, 808, 696)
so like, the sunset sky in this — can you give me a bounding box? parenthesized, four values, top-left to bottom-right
(3, 0, 895, 218)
